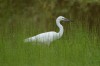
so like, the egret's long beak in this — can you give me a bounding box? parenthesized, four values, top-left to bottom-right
(64, 18, 70, 22)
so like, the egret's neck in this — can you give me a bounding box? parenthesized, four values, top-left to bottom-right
(56, 19, 64, 37)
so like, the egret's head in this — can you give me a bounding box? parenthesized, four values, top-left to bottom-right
(57, 16, 70, 22)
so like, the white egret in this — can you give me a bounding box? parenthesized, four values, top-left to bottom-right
(24, 16, 70, 45)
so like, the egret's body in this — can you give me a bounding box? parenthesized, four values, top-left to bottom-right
(24, 16, 70, 45)
(25, 32, 60, 44)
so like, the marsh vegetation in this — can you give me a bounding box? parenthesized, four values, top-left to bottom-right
(0, 0, 100, 66)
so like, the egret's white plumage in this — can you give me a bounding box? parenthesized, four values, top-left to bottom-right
(24, 16, 70, 45)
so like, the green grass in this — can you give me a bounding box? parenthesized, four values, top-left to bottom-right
(0, 0, 100, 66)
(0, 15, 99, 66)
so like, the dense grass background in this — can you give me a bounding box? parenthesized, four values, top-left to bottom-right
(0, 0, 100, 66)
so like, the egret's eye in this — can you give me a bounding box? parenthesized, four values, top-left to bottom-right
(62, 18, 64, 19)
